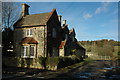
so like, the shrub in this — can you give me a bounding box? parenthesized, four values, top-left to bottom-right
(58, 55, 83, 68)
(59, 56, 73, 67)
(38, 56, 47, 69)
(45, 57, 60, 70)
(39, 55, 84, 70)
(46, 57, 59, 66)
(72, 54, 83, 61)
(84, 57, 94, 63)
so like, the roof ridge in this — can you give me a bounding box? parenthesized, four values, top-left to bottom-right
(14, 8, 57, 27)
(26, 12, 51, 16)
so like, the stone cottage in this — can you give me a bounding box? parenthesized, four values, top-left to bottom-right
(13, 3, 85, 58)
(14, 3, 62, 58)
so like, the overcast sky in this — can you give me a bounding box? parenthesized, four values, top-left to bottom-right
(22, 2, 118, 41)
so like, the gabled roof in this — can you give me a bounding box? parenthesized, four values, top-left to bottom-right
(61, 24, 69, 33)
(20, 13, 50, 26)
(14, 8, 56, 27)
(20, 37, 38, 44)
(69, 28, 76, 35)
(75, 42, 85, 50)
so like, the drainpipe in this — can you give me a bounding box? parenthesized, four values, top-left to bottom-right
(36, 44, 37, 58)
(44, 25, 45, 57)
(44, 25, 47, 57)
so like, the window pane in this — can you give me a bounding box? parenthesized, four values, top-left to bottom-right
(53, 47, 58, 56)
(27, 29, 33, 36)
(27, 30, 29, 36)
(23, 46, 29, 57)
(65, 34, 68, 40)
(52, 28, 56, 38)
(22, 47, 24, 56)
(23, 46, 26, 56)
(30, 29, 32, 35)
(30, 46, 34, 56)
(26, 47, 29, 56)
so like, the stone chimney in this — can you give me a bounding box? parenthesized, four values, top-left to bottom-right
(58, 15, 62, 23)
(22, 3, 30, 17)
(62, 20, 66, 26)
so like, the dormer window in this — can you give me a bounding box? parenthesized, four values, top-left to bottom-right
(26, 29, 33, 36)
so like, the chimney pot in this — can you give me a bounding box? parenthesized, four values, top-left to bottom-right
(63, 20, 66, 26)
(22, 3, 30, 17)
(58, 15, 62, 23)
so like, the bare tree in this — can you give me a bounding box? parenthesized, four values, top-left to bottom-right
(2, 2, 21, 54)
(2, 2, 21, 29)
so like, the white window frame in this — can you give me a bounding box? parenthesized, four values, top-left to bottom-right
(23, 46, 29, 58)
(22, 45, 35, 58)
(26, 29, 33, 37)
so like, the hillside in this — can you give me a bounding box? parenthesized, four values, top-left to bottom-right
(78, 39, 120, 60)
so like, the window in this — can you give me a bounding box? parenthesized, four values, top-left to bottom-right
(65, 34, 68, 40)
(22, 45, 35, 58)
(52, 28, 56, 38)
(23, 46, 29, 57)
(72, 37, 75, 42)
(26, 29, 33, 36)
(52, 47, 58, 56)
(30, 45, 34, 57)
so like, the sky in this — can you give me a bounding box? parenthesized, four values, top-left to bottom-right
(23, 2, 118, 41)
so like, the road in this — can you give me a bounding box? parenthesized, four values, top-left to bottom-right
(2, 60, 120, 80)
(53, 60, 120, 80)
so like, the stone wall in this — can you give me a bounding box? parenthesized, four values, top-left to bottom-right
(13, 26, 47, 57)
(59, 48, 65, 56)
(13, 28, 25, 57)
(33, 26, 47, 57)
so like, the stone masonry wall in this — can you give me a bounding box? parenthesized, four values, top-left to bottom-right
(13, 26, 47, 58)
(14, 28, 24, 57)
(33, 26, 47, 57)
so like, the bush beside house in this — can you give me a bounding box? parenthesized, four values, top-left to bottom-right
(3, 54, 83, 70)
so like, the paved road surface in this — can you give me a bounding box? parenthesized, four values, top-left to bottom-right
(2, 60, 120, 80)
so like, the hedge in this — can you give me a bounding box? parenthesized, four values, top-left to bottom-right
(39, 54, 83, 70)
(3, 54, 83, 70)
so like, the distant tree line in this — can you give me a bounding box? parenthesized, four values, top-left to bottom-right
(78, 39, 120, 60)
